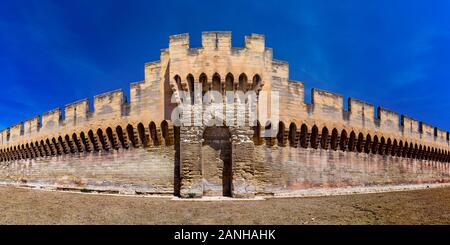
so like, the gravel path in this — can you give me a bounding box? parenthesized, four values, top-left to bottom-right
(0, 186, 449, 224)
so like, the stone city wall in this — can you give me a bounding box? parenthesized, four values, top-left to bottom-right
(0, 32, 449, 197)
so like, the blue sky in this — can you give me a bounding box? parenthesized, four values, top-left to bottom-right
(1, 0, 449, 130)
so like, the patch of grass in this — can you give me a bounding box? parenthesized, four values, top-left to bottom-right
(80, 188, 92, 193)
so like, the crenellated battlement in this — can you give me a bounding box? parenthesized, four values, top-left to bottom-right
(64, 99, 89, 125)
(348, 98, 375, 127)
(23, 116, 40, 136)
(0, 32, 449, 196)
(311, 88, 343, 118)
(41, 108, 62, 131)
(377, 107, 399, 132)
(168, 32, 266, 53)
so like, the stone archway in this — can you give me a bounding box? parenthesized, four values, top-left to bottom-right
(179, 125, 256, 198)
(202, 126, 232, 196)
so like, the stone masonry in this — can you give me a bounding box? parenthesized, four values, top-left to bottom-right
(0, 32, 449, 198)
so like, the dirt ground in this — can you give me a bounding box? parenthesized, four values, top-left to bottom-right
(0, 186, 449, 224)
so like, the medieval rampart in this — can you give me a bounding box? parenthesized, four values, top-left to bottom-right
(0, 32, 448, 197)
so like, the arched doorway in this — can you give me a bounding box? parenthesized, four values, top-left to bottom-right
(202, 126, 232, 196)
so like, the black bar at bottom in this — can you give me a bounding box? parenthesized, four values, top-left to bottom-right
(0, 225, 448, 242)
